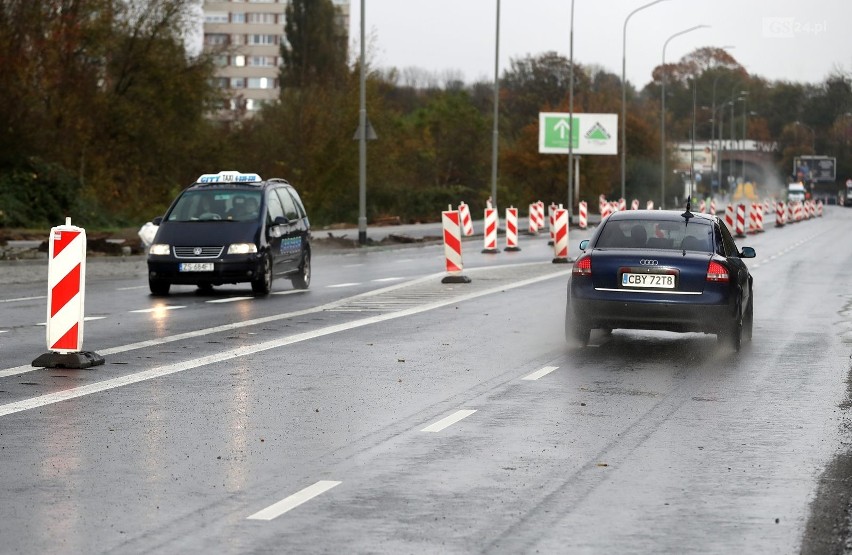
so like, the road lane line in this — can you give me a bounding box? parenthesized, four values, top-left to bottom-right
(327, 283, 360, 288)
(36, 316, 107, 326)
(129, 306, 186, 314)
(1, 264, 569, 380)
(0, 296, 46, 304)
(206, 297, 253, 304)
(271, 290, 309, 296)
(522, 366, 559, 381)
(247, 481, 341, 521)
(372, 277, 404, 283)
(116, 286, 147, 291)
(421, 409, 477, 432)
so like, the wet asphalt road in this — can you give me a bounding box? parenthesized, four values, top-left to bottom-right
(2, 209, 852, 554)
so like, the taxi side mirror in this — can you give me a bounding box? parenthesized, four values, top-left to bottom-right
(273, 216, 290, 226)
(152, 216, 163, 225)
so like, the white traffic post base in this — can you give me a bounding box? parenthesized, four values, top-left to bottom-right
(32, 218, 104, 369)
(441, 208, 470, 284)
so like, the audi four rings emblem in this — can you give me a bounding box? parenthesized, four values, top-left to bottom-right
(639, 259, 658, 266)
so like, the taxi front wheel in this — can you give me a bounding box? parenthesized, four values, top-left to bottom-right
(252, 254, 273, 296)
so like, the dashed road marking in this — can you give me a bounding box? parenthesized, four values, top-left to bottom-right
(247, 481, 342, 521)
(421, 409, 477, 432)
(1, 296, 46, 304)
(327, 283, 360, 288)
(116, 286, 147, 291)
(36, 316, 107, 326)
(522, 366, 559, 381)
(372, 277, 404, 283)
(129, 305, 186, 314)
(206, 297, 253, 304)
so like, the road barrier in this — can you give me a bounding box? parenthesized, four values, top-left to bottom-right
(528, 203, 538, 234)
(548, 203, 557, 245)
(817, 200, 824, 217)
(735, 204, 747, 237)
(631, 199, 639, 210)
(482, 208, 499, 254)
(724, 204, 735, 230)
(504, 207, 521, 252)
(552, 207, 570, 264)
(710, 199, 716, 215)
(458, 201, 474, 236)
(441, 208, 470, 283)
(31, 218, 104, 369)
(646, 200, 654, 210)
(698, 199, 706, 214)
(578, 201, 588, 229)
(776, 201, 786, 227)
(618, 198, 626, 211)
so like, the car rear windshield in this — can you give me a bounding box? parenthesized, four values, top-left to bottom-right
(595, 219, 714, 252)
(166, 190, 263, 222)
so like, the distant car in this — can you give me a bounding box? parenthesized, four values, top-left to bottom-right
(787, 182, 807, 203)
(146, 171, 311, 296)
(566, 210, 755, 350)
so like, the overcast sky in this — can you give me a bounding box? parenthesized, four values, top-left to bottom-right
(349, 0, 851, 88)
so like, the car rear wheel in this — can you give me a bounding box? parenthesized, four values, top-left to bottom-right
(718, 310, 743, 352)
(149, 278, 170, 296)
(291, 251, 311, 290)
(251, 254, 273, 296)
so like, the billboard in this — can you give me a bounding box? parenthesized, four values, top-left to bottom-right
(538, 112, 618, 155)
(793, 156, 836, 182)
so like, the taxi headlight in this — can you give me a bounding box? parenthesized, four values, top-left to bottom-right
(227, 243, 258, 255)
(149, 244, 171, 256)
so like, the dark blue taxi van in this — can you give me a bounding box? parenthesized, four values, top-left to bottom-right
(146, 171, 311, 296)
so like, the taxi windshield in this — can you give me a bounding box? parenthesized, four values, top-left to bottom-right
(167, 190, 262, 222)
(596, 219, 713, 252)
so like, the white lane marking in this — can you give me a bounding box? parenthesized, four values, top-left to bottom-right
(206, 297, 253, 304)
(327, 283, 360, 288)
(271, 290, 309, 296)
(247, 481, 341, 521)
(1, 264, 570, 380)
(522, 366, 559, 381)
(36, 316, 107, 326)
(0, 331, 8, 334)
(0, 296, 46, 304)
(116, 286, 147, 291)
(129, 306, 186, 314)
(372, 277, 404, 283)
(421, 409, 477, 433)
(343, 263, 364, 268)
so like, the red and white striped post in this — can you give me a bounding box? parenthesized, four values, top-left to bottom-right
(601, 202, 612, 220)
(618, 198, 627, 211)
(735, 204, 747, 237)
(536, 201, 545, 232)
(578, 201, 588, 229)
(724, 204, 735, 230)
(458, 201, 474, 236)
(709, 198, 716, 215)
(817, 199, 824, 217)
(631, 199, 639, 210)
(32, 218, 104, 369)
(776, 201, 786, 227)
(754, 203, 764, 232)
(698, 199, 706, 214)
(552, 207, 570, 264)
(441, 208, 470, 284)
(482, 207, 499, 254)
(504, 207, 521, 252)
(747, 204, 759, 234)
(548, 203, 557, 245)
(646, 200, 654, 210)
(528, 203, 538, 234)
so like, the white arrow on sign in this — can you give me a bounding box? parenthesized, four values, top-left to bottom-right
(554, 118, 571, 139)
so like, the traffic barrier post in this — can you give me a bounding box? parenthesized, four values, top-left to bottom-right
(735, 204, 747, 237)
(528, 203, 538, 234)
(458, 201, 474, 236)
(441, 208, 470, 283)
(578, 201, 588, 229)
(776, 201, 786, 227)
(504, 207, 521, 252)
(552, 208, 570, 264)
(631, 199, 639, 210)
(32, 218, 105, 369)
(482, 208, 499, 254)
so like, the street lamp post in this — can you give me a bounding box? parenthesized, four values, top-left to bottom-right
(660, 24, 708, 209)
(357, 0, 367, 245)
(490, 0, 500, 213)
(621, 0, 667, 200)
(567, 0, 575, 219)
(740, 93, 748, 180)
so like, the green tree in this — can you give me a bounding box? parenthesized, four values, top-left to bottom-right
(280, 0, 348, 89)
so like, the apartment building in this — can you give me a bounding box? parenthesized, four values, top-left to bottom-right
(203, 0, 350, 118)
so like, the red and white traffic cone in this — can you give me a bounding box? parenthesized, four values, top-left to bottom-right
(458, 201, 474, 236)
(482, 207, 499, 254)
(735, 204, 747, 238)
(776, 201, 786, 227)
(552, 208, 570, 264)
(504, 207, 521, 252)
(441, 208, 470, 284)
(578, 201, 588, 229)
(32, 218, 104, 369)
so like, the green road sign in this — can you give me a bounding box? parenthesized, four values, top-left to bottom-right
(542, 115, 579, 150)
(538, 112, 618, 155)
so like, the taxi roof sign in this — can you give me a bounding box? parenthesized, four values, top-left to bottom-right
(196, 171, 262, 184)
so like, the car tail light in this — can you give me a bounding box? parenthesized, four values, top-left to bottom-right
(573, 255, 592, 277)
(706, 261, 729, 282)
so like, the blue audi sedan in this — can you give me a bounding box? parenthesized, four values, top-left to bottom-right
(566, 209, 755, 350)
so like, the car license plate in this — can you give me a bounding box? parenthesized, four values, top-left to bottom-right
(179, 263, 214, 272)
(622, 273, 675, 289)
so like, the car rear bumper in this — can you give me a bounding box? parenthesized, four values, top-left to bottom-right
(569, 281, 737, 333)
(147, 257, 263, 285)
